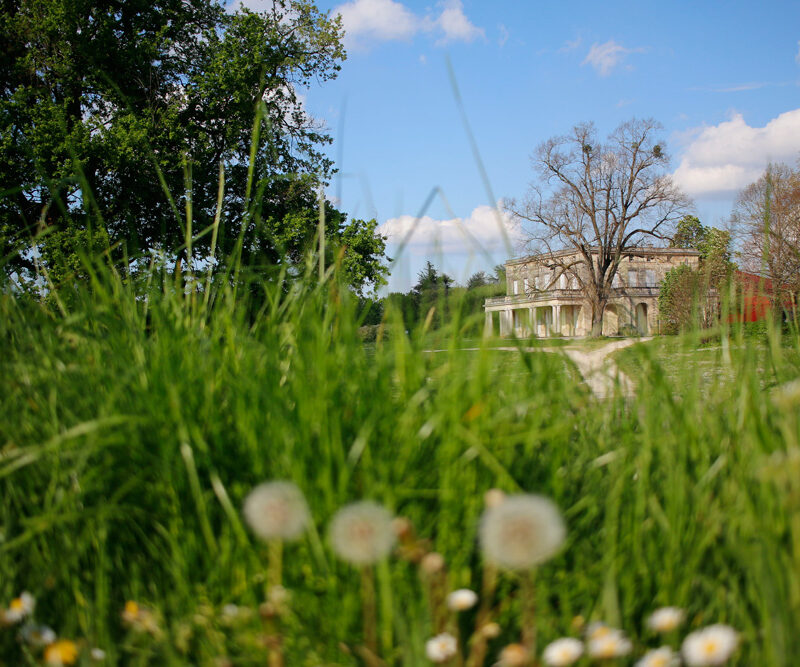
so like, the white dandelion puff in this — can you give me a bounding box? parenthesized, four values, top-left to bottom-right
(682, 624, 738, 666)
(446, 588, 478, 612)
(90, 648, 107, 661)
(636, 646, 680, 667)
(243, 481, 310, 542)
(647, 607, 685, 633)
(329, 501, 396, 565)
(479, 494, 566, 570)
(587, 630, 633, 659)
(542, 637, 584, 666)
(425, 632, 458, 662)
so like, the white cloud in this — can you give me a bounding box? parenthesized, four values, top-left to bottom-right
(672, 109, 800, 197)
(431, 0, 485, 45)
(498, 24, 509, 48)
(334, 0, 419, 46)
(333, 0, 483, 48)
(378, 204, 522, 255)
(558, 36, 582, 53)
(582, 40, 642, 76)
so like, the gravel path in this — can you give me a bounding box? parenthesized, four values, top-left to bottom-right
(429, 338, 650, 398)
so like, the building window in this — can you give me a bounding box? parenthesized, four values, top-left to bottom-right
(645, 270, 656, 287)
(558, 273, 566, 289)
(628, 270, 637, 287)
(523, 277, 529, 292)
(513, 280, 519, 295)
(612, 273, 621, 287)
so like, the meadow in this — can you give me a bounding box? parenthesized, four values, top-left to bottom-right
(1, 265, 799, 665)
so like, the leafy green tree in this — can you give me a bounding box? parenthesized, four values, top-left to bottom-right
(662, 217, 734, 332)
(1, 0, 387, 292)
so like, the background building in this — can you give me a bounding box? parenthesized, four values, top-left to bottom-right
(485, 247, 701, 337)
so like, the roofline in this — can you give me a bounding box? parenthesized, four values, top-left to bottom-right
(506, 246, 702, 266)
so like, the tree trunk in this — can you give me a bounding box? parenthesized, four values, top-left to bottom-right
(590, 298, 607, 337)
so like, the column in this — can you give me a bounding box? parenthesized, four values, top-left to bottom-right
(484, 311, 493, 337)
(555, 305, 561, 336)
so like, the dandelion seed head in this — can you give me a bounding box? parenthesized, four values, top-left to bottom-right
(425, 632, 458, 662)
(587, 630, 632, 659)
(682, 624, 738, 666)
(479, 494, 566, 569)
(636, 646, 680, 667)
(329, 501, 395, 565)
(542, 637, 584, 666)
(243, 481, 310, 542)
(44, 639, 78, 666)
(446, 588, 478, 612)
(90, 648, 107, 661)
(647, 607, 685, 633)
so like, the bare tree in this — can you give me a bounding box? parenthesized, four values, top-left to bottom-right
(505, 118, 690, 336)
(731, 162, 800, 310)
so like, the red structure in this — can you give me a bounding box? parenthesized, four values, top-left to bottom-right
(733, 271, 795, 322)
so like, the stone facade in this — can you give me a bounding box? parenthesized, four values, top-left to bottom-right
(484, 247, 701, 337)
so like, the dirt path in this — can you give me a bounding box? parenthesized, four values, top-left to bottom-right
(429, 338, 649, 398)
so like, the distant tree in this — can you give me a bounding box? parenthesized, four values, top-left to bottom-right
(506, 118, 689, 336)
(731, 163, 800, 309)
(658, 264, 697, 334)
(661, 217, 734, 332)
(672, 215, 707, 250)
(466, 271, 490, 290)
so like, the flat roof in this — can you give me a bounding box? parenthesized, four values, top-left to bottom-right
(506, 246, 702, 266)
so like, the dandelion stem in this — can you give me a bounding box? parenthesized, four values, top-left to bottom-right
(266, 539, 284, 667)
(520, 569, 537, 662)
(361, 565, 379, 656)
(268, 539, 283, 591)
(465, 563, 497, 667)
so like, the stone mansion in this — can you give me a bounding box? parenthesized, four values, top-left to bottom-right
(484, 247, 701, 337)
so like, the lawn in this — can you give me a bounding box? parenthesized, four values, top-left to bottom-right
(1, 270, 799, 665)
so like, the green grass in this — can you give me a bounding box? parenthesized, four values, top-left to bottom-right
(1, 267, 799, 665)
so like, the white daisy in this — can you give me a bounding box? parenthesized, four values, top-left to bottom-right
(542, 637, 584, 666)
(446, 588, 478, 612)
(587, 629, 633, 659)
(20, 623, 56, 647)
(636, 646, 680, 667)
(4, 591, 35, 623)
(425, 632, 458, 663)
(479, 494, 566, 570)
(682, 624, 738, 666)
(647, 607, 685, 633)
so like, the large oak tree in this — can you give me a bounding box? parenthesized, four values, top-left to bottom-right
(1, 0, 387, 293)
(505, 118, 689, 336)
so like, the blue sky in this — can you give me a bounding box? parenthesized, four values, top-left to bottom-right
(240, 0, 800, 291)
